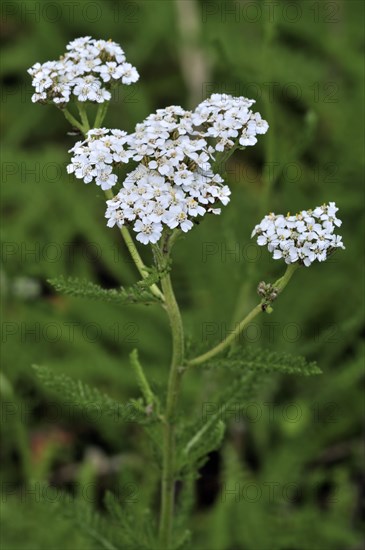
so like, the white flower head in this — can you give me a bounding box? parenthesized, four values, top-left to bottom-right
(252, 203, 345, 266)
(191, 93, 269, 152)
(100, 105, 236, 244)
(28, 37, 139, 105)
(64, 91, 269, 245)
(67, 128, 133, 189)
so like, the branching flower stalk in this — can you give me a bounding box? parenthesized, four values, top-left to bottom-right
(188, 263, 298, 368)
(62, 100, 164, 302)
(104, 186, 164, 302)
(28, 37, 345, 550)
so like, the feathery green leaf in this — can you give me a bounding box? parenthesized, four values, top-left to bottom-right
(32, 365, 156, 425)
(203, 347, 321, 376)
(48, 270, 164, 306)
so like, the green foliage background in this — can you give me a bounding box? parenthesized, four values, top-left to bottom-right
(1, 1, 364, 548)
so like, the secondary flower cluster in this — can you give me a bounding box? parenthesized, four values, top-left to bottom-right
(28, 36, 139, 105)
(251, 203, 345, 266)
(191, 93, 269, 151)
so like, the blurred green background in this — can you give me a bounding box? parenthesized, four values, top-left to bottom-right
(1, 0, 364, 548)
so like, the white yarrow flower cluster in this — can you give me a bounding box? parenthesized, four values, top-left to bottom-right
(66, 94, 269, 245)
(252, 203, 345, 266)
(104, 106, 231, 244)
(67, 128, 133, 190)
(28, 36, 139, 105)
(191, 93, 269, 151)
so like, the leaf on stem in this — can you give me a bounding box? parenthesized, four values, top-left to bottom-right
(104, 492, 157, 550)
(201, 347, 322, 376)
(50, 489, 121, 550)
(48, 272, 164, 306)
(176, 370, 261, 472)
(32, 365, 157, 426)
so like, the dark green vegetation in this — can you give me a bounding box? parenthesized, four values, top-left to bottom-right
(1, 1, 364, 548)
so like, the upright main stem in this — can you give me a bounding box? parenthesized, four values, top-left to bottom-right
(62, 104, 181, 545)
(155, 243, 185, 549)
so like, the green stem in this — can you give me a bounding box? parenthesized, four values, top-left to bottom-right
(187, 263, 299, 368)
(121, 225, 164, 301)
(63, 106, 163, 301)
(213, 141, 239, 173)
(188, 303, 262, 368)
(130, 349, 155, 405)
(155, 240, 185, 549)
(76, 102, 90, 132)
(63, 109, 85, 133)
(94, 103, 109, 128)
(104, 189, 164, 301)
(273, 262, 298, 292)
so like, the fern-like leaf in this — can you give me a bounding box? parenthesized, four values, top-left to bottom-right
(32, 485, 120, 550)
(48, 270, 163, 306)
(104, 492, 158, 549)
(203, 347, 321, 376)
(179, 418, 225, 471)
(33, 365, 156, 425)
(177, 370, 259, 472)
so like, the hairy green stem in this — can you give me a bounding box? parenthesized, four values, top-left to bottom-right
(273, 262, 298, 292)
(103, 192, 164, 301)
(63, 109, 85, 133)
(154, 240, 185, 549)
(121, 225, 164, 301)
(188, 263, 298, 367)
(213, 141, 239, 173)
(188, 303, 262, 368)
(62, 108, 163, 300)
(76, 102, 90, 132)
(130, 349, 155, 405)
(94, 103, 109, 128)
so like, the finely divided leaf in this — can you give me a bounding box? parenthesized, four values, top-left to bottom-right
(177, 370, 260, 472)
(203, 347, 321, 376)
(104, 492, 158, 550)
(48, 271, 163, 306)
(58, 492, 121, 550)
(33, 365, 155, 425)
